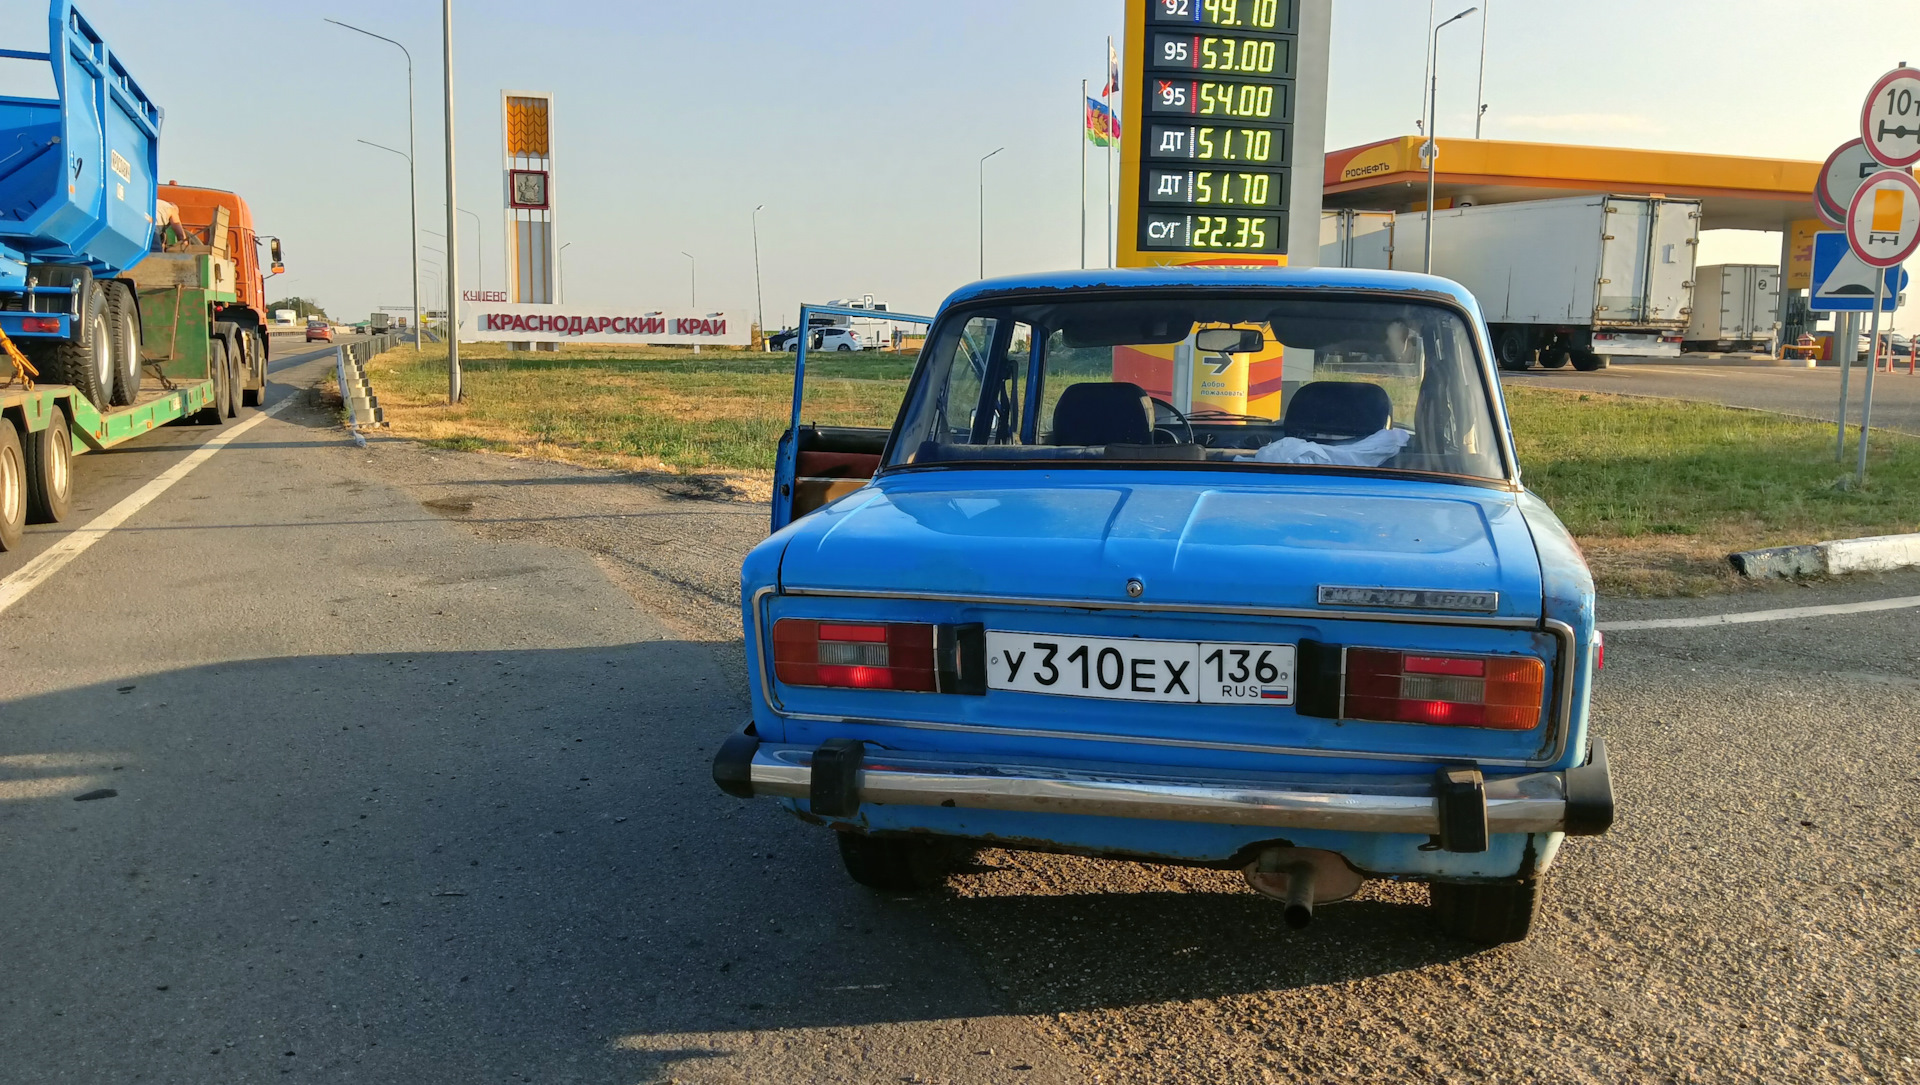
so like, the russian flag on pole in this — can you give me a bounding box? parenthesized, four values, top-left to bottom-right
(1085, 96, 1120, 147)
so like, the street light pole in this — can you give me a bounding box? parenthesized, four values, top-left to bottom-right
(752, 204, 766, 348)
(442, 0, 460, 404)
(458, 207, 484, 292)
(979, 146, 1004, 280)
(680, 250, 698, 354)
(558, 242, 571, 304)
(1424, 7, 1479, 276)
(327, 18, 419, 352)
(1474, 0, 1490, 138)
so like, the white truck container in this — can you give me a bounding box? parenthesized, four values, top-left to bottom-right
(1319, 209, 1396, 270)
(1398, 194, 1702, 371)
(1683, 264, 1780, 353)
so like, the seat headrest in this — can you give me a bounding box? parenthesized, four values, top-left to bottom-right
(1283, 381, 1394, 443)
(1051, 381, 1155, 447)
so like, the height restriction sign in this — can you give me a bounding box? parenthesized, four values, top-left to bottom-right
(1862, 67, 1920, 168)
(1118, 0, 1331, 268)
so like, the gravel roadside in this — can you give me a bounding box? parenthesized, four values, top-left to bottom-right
(352, 436, 1920, 1084)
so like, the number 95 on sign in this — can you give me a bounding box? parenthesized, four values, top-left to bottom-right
(985, 631, 1296, 705)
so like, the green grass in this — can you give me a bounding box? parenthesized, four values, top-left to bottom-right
(1507, 386, 1920, 543)
(364, 345, 1920, 591)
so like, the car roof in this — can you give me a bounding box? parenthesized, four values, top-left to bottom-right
(937, 266, 1484, 319)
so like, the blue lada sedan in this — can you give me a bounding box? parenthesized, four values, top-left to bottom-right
(713, 268, 1613, 945)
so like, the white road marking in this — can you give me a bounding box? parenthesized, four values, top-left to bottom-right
(1601, 594, 1920, 632)
(0, 398, 293, 618)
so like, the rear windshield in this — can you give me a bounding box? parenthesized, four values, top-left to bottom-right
(886, 292, 1508, 480)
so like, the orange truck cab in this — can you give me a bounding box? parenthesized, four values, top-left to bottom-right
(157, 183, 281, 376)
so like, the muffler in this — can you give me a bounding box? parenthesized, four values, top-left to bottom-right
(1243, 847, 1364, 929)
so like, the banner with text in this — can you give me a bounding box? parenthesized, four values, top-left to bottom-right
(463, 303, 747, 346)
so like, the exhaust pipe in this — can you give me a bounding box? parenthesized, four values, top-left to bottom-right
(1280, 862, 1316, 929)
(1243, 846, 1363, 929)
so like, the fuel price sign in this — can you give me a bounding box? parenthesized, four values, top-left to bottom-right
(1123, 0, 1314, 261)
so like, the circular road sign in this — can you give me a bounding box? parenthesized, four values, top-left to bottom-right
(1845, 168, 1920, 268)
(1862, 66, 1920, 168)
(1816, 138, 1890, 226)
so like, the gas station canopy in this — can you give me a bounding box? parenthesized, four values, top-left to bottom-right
(1323, 137, 1822, 232)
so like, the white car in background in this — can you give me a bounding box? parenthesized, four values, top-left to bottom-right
(790, 327, 863, 352)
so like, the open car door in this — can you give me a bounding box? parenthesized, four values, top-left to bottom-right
(771, 303, 933, 533)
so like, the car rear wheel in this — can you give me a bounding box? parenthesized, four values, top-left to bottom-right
(835, 832, 952, 892)
(836, 344, 852, 352)
(1430, 878, 1543, 944)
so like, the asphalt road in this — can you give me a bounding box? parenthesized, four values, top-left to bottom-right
(2, 352, 1917, 1083)
(1504, 360, 1920, 436)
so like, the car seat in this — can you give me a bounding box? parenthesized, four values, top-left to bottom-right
(1050, 381, 1155, 446)
(1282, 381, 1393, 443)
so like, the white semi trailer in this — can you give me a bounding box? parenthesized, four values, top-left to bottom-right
(1398, 194, 1702, 371)
(1683, 264, 1780, 354)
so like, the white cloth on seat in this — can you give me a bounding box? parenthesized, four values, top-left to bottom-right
(1248, 427, 1412, 467)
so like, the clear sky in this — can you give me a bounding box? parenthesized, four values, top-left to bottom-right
(10, 1, 1920, 328)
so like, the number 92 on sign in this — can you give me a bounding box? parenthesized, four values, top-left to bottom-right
(985, 631, 1296, 705)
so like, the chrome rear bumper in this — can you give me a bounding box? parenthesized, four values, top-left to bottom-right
(713, 729, 1614, 839)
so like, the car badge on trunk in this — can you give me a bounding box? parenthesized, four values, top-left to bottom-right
(1317, 586, 1500, 613)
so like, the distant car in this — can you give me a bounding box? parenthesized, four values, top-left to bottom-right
(809, 327, 862, 352)
(305, 322, 333, 343)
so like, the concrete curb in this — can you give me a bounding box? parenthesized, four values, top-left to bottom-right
(1730, 533, 1920, 579)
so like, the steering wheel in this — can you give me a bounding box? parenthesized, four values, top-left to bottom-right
(1149, 398, 1195, 446)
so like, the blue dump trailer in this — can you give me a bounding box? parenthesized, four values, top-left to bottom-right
(0, 3, 248, 553)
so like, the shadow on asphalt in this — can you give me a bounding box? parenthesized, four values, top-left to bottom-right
(0, 644, 1471, 1081)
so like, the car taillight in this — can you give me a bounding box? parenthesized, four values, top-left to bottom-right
(1343, 649, 1545, 730)
(21, 317, 60, 333)
(773, 620, 937, 691)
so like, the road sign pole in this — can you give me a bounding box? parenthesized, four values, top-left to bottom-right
(1857, 277, 1885, 482)
(1835, 310, 1854, 461)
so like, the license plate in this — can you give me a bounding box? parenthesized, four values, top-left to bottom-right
(985, 631, 1295, 705)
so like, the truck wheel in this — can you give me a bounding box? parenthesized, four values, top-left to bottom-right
(1430, 878, 1544, 945)
(197, 339, 230, 425)
(1494, 330, 1534, 371)
(1572, 351, 1610, 372)
(0, 420, 24, 551)
(105, 281, 142, 407)
(835, 832, 951, 892)
(225, 346, 241, 418)
(22, 408, 71, 524)
(1538, 348, 1571, 370)
(32, 287, 113, 410)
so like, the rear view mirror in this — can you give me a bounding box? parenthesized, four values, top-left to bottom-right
(268, 238, 284, 275)
(1195, 327, 1265, 354)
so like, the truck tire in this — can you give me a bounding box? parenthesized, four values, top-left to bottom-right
(105, 281, 142, 407)
(1572, 351, 1610, 372)
(22, 407, 71, 524)
(1430, 878, 1544, 945)
(835, 832, 951, 892)
(196, 338, 229, 425)
(224, 343, 241, 418)
(1539, 348, 1571, 370)
(1494, 329, 1534, 371)
(0, 419, 24, 551)
(32, 286, 113, 410)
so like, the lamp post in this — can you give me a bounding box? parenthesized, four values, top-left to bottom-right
(458, 207, 484, 292)
(978, 146, 1003, 280)
(1474, 0, 1490, 137)
(751, 204, 766, 349)
(558, 242, 571, 304)
(680, 250, 698, 354)
(1424, 6, 1479, 275)
(328, 18, 419, 352)
(441, 0, 460, 404)
(354, 138, 419, 349)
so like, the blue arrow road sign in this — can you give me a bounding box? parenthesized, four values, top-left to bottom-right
(1810, 231, 1909, 312)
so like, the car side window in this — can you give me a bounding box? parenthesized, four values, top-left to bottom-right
(931, 317, 1028, 446)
